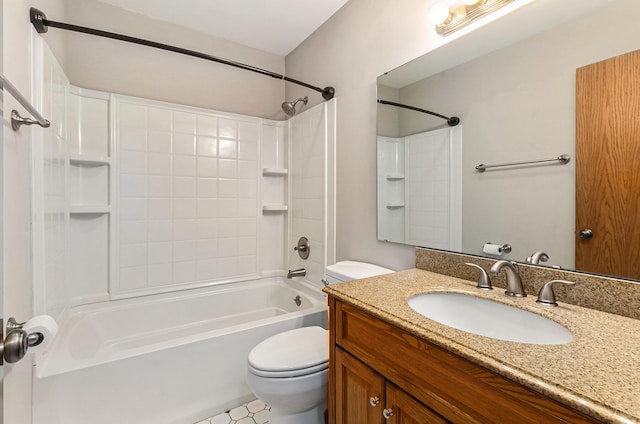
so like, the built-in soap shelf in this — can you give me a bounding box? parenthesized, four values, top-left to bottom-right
(69, 156, 109, 210)
(386, 202, 405, 208)
(386, 174, 405, 180)
(262, 204, 288, 213)
(66, 86, 111, 304)
(69, 154, 111, 166)
(262, 168, 288, 213)
(262, 168, 288, 176)
(70, 205, 111, 214)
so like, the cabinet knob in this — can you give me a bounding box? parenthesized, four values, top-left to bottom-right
(369, 396, 380, 407)
(383, 408, 394, 419)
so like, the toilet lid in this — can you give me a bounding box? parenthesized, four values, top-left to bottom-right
(248, 326, 328, 374)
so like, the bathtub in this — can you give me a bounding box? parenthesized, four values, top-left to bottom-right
(32, 278, 328, 424)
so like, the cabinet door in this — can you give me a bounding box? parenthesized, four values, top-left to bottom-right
(336, 347, 385, 424)
(385, 383, 449, 424)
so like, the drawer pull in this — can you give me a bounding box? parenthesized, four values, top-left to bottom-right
(369, 396, 380, 407)
(383, 408, 394, 419)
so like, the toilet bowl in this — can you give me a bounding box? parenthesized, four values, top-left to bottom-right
(246, 261, 394, 424)
(247, 326, 328, 424)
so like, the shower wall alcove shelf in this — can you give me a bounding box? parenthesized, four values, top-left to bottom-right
(68, 86, 110, 212)
(261, 129, 289, 214)
(262, 168, 288, 176)
(377, 136, 406, 241)
(68, 86, 111, 305)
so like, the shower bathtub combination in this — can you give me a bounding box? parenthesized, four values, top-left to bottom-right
(33, 278, 327, 424)
(29, 23, 336, 424)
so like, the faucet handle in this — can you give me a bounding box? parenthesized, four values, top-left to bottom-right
(465, 263, 493, 290)
(526, 251, 550, 264)
(536, 280, 575, 306)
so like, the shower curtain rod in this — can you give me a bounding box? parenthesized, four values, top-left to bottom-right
(377, 99, 460, 126)
(29, 8, 336, 101)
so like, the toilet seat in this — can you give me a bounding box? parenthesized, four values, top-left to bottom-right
(248, 360, 328, 378)
(248, 326, 328, 378)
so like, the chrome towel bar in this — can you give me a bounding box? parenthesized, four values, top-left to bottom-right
(0, 75, 51, 131)
(475, 154, 570, 172)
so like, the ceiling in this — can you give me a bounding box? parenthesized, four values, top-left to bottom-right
(95, 0, 350, 56)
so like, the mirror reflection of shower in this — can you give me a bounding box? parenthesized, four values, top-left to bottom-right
(282, 96, 308, 116)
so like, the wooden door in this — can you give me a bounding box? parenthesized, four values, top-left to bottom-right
(385, 383, 449, 424)
(335, 347, 385, 424)
(576, 49, 640, 279)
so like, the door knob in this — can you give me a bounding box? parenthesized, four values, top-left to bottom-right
(383, 408, 394, 419)
(579, 229, 593, 240)
(2, 329, 29, 364)
(1, 317, 45, 365)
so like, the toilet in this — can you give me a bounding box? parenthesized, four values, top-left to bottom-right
(246, 261, 394, 424)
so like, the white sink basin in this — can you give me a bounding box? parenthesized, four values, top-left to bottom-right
(407, 292, 573, 345)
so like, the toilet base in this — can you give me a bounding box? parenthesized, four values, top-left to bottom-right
(269, 401, 326, 424)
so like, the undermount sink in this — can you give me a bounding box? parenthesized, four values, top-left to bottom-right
(407, 292, 573, 345)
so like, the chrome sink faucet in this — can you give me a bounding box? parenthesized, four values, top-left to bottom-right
(489, 260, 527, 297)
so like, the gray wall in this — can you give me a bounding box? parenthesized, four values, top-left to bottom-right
(285, 0, 441, 270)
(396, 0, 640, 268)
(59, 0, 286, 119)
(285, 0, 632, 271)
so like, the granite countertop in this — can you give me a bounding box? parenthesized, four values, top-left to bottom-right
(323, 268, 640, 424)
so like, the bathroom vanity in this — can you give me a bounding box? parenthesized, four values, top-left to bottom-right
(324, 269, 640, 423)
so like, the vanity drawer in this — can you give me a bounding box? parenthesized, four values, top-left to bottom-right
(333, 300, 600, 424)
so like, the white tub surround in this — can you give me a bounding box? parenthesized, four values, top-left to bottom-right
(112, 95, 267, 298)
(33, 86, 336, 312)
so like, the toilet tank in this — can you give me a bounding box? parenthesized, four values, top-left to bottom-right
(324, 261, 394, 284)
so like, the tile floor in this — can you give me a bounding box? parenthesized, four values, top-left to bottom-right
(196, 399, 271, 424)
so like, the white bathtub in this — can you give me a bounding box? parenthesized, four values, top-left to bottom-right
(32, 278, 327, 424)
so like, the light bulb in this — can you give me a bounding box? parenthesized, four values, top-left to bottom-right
(428, 2, 451, 25)
(461, 0, 481, 5)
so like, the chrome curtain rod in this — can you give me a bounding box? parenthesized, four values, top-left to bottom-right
(475, 154, 570, 172)
(377, 99, 460, 126)
(29, 8, 336, 101)
(0, 75, 51, 131)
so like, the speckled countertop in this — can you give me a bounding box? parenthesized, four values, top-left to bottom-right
(323, 268, 640, 424)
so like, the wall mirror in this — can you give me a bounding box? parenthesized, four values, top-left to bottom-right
(376, 0, 640, 280)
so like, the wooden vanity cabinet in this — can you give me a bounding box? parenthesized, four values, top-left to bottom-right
(336, 347, 447, 423)
(328, 297, 601, 424)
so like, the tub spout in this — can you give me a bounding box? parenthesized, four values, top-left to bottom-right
(287, 268, 306, 279)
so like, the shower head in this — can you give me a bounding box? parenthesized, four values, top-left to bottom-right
(281, 96, 308, 116)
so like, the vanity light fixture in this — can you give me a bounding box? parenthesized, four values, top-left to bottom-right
(428, 2, 452, 26)
(428, 0, 516, 36)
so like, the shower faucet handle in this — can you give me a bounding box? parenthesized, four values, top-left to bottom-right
(294, 237, 310, 259)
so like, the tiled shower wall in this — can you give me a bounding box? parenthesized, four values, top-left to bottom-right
(376, 128, 461, 251)
(288, 102, 336, 287)
(35, 46, 333, 310)
(377, 136, 405, 242)
(114, 96, 271, 297)
(32, 37, 70, 315)
(405, 129, 452, 249)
